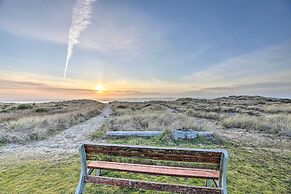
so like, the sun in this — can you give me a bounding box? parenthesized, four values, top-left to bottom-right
(95, 84, 105, 93)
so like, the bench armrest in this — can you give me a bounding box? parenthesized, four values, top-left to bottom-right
(79, 144, 88, 176)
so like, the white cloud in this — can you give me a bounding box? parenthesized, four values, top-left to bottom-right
(183, 41, 291, 87)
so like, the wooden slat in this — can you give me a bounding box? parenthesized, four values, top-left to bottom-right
(85, 155, 221, 170)
(88, 161, 219, 179)
(85, 175, 222, 194)
(86, 153, 220, 163)
(84, 144, 222, 164)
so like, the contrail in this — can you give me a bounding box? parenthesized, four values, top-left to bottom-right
(63, 0, 96, 79)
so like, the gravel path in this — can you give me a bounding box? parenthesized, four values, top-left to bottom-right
(0, 104, 111, 162)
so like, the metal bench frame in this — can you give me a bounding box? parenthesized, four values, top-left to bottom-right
(75, 143, 228, 194)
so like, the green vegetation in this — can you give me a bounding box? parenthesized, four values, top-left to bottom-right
(91, 124, 108, 139)
(187, 110, 224, 120)
(17, 104, 34, 110)
(34, 108, 48, 113)
(1, 137, 290, 194)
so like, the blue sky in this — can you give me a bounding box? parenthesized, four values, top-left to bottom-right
(0, 0, 291, 101)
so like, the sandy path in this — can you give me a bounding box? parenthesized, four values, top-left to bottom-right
(0, 104, 111, 162)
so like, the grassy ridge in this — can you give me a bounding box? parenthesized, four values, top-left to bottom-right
(0, 137, 290, 194)
(110, 97, 291, 137)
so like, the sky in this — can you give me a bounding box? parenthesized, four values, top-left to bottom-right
(0, 0, 291, 101)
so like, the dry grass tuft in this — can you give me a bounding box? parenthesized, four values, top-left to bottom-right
(108, 112, 207, 131)
(186, 110, 225, 120)
(262, 104, 291, 114)
(221, 114, 291, 135)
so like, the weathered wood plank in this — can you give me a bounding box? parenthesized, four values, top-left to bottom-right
(85, 175, 222, 194)
(86, 153, 221, 163)
(85, 155, 221, 170)
(84, 144, 222, 164)
(88, 161, 219, 179)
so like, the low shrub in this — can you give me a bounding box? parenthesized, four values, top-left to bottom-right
(187, 110, 224, 120)
(34, 108, 48, 113)
(91, 124, 107, 139)
(17, 104, 33, 110)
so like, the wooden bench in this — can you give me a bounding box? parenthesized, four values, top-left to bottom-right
(75, 143, 228, 194)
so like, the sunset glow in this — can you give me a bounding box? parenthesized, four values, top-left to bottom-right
(95, 84, 105, 93)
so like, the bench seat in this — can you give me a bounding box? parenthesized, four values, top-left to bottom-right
(88, 161, 219, 179)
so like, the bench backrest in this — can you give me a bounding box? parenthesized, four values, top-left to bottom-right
(83, 143, 226, 166)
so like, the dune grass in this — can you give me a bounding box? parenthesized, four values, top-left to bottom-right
(159, 97, 291, 137)
(0, 100, 104, 144)
(107, 112, 210, 131)
(263, 104, 291, 114)
(0, 137, 290, 194)
(100, 102, 216, 135)
(221, 114, 291, 136)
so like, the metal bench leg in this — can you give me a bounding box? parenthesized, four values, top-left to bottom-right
(213, 180, 219, 187)
(96, 169, 101, 176)
(88, 168, 94, 175)
(75, 175, 85, 194)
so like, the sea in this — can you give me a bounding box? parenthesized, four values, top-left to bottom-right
(0, 97, 179, 104)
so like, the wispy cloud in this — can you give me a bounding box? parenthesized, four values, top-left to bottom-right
(0, 79, 48, 89)
(0, 77, 166, 102)
(184, 41, 291, 86)
(0, 78, 95, 102)
(0, 71, 176, 100)
(64, 0, 95, 78)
